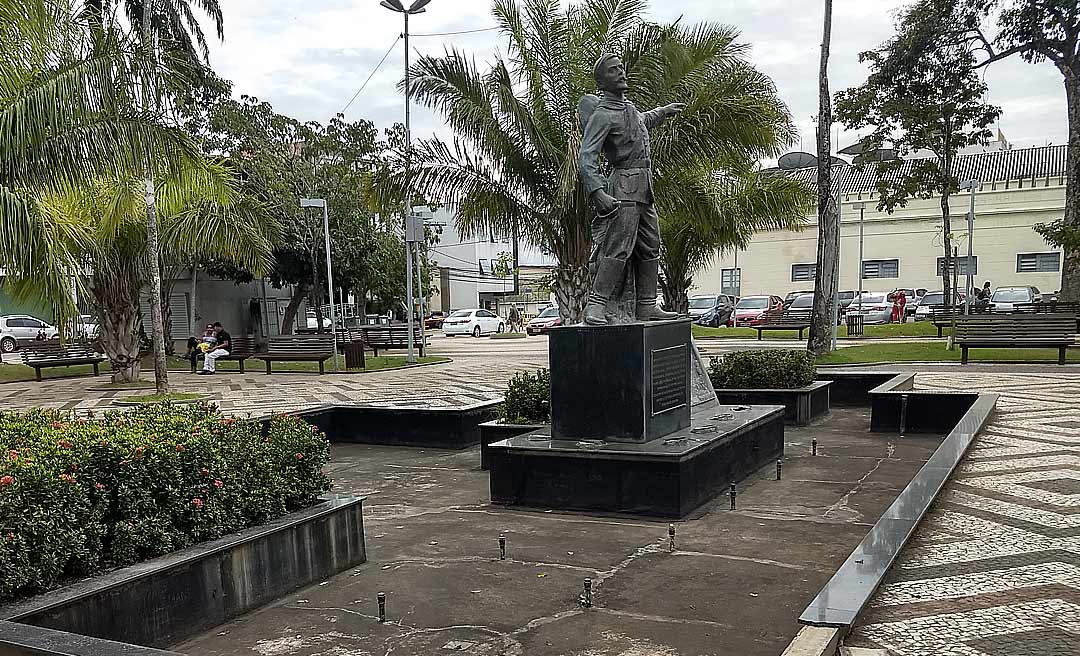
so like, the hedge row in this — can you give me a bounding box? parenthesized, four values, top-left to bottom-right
(0, 402, 331, 601)
(709, 349, 817, 390)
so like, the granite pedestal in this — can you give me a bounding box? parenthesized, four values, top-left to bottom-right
(488, 319, 786, 517)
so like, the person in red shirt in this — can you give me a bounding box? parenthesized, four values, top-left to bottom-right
(891, 290, 907, 323)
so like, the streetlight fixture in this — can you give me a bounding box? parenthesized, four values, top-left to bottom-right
(959, 180, 979, 315)
(382, 0, 432, 364)
(300, 197, 339, 371)
(852, 201, 866, 318)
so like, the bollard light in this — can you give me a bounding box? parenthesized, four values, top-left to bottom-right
(377, 591, 386, 622)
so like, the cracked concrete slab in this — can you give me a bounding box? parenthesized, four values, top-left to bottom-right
(177, 408, 943, 656)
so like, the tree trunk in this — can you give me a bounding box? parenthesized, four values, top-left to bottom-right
(941, 190, 953, 310)
(160, 269, 179, 356)
(312, 291, 326, 332)
(92, 281, 142, 384)
(808, 0, 838, 356)
(1059, 64, 1080, 302)
(144, 176, 170, 394)
(281, 285, 307, 335)
(658, 265, 690, 315)
(553, 263, 590, 325)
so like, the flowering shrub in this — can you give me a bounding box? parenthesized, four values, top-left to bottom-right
(500, 369, 551, 424)
(709, 349, 817, 390)
(0, 403, 330, 601)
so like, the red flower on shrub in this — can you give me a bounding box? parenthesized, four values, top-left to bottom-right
(95, 482, 106, 491)
(191, 498, 203, 509)
(295, 453, 304, 460)
(200, 468, 209, 477)
(176, 444, 185, 452)
(0, 475, 14, 487)
(7, 450, 17, 461)
(70, 464, 78, 471)
(213, 479, 223, 488)
(58, 439, 73, 449)
(59, 473, 75, 483)
(5, 532, 13, 542)
(135, 446, 145, 455)
(49, 421, 65, 429)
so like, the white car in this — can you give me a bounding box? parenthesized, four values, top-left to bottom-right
(305, 311, 332, 329)
(0, 315, 60, 352)
(442, 308, 505, 337)
(990, 286, 1041, 313)
(846, 293, 893, 324)
(75, 314, 98, 339)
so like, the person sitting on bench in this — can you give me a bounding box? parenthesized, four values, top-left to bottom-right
(198, 322, 231, 375)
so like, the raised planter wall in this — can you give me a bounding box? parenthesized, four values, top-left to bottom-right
(815, 371, 903, 406)
(1, 495, 366, 650)
(0, 621, 183, 656)
(713, 381, 831, 426)
(867, 374, 979, 433)
(282, 401, 501, 449)
(478, 421, 545, 470)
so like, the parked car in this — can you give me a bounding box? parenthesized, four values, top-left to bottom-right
(424, 311, 447, 329)
(838, 290, 867, 311)
(693, 298, 736, 328)
(443, 308, 505, 337)
(526, 306, 562, 335)
(730, 295, 783, 327)
(783, 290, 814, 310)
(787, 293, 815, 312)
(305, 311, 331, 329)
(0, 315, 59, 352)
(913, 291, 966, 321)
(845, 293, 893, 324)
(990, 286, 1042, 313)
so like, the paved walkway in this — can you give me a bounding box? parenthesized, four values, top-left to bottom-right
(848, 372, 1080, 656)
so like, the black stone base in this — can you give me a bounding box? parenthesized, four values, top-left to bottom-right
(288, 401, 500, 449)
(487, 404, 785, 518)
(478, 420, 545, 470)
(713, 381, 831, 426)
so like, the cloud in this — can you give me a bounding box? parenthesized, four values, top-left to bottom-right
(202, 0, 1069, 151)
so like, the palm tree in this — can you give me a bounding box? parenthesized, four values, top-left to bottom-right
(36, 163, 274, 383)
(0, 0, 196, 327)
(83, 0, 223, 67)
(388, 0, 803, 322)
(659, 168, 813, 314)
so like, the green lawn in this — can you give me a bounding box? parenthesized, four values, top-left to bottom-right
(0, 354, 450, 383)
(817, 342, 1080, 365)
(692, 320, 945, 340)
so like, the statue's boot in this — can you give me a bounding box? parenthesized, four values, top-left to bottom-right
(635, 257, 679, 321)
(584, 257, 626, 325)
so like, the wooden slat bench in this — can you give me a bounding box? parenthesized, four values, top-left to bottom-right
(255, 335, 335, 374)
(929, 306, 991, 338)
(1013, 302, 1080, 315)
(21, 342, 105, 381)
(954, 313, 1076, 365)
(189, 336, 256, 373)
(755, 309, 812, 340)
(358, 324, 425, 357)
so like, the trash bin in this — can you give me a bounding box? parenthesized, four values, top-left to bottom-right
(344, 340, 365, 370)
(846, 314, 864, 337)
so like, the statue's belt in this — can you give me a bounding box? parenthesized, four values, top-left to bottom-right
(611, 161, 651, 170)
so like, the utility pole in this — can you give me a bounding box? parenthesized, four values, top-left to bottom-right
(960, 180, 978, 315)
(380, 0, 432, 364)
(300, 198, 339, 371)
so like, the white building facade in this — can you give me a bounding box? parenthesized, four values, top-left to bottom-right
(692, 145, 1068, 299)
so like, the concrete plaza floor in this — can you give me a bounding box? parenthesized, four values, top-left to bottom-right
(177, 408, 942, 656)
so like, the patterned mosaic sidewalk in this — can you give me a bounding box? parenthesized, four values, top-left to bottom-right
(848, 372, 1080, 656)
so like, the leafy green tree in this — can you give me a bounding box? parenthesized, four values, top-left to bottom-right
(0, 0, 197, 330)
(835, 0, 1000, 310)
(957, 1, 1080, 300)
(385, 0, 800, 323)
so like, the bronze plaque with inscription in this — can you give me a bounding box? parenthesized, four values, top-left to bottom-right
(651, 344, 688, 415)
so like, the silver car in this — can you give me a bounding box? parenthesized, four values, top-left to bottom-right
(846, 293, 893, 324)
(0, 315, 60, 352)
(990, 286, 1041, 313)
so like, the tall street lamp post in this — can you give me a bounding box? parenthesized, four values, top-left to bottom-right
(959, 180, 978, 315)
(300, 197, 339, 371)
(852, 201, 866, 317)
(381, 0, 431, 364)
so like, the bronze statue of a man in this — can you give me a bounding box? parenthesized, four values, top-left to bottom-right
(578, 53, 685, 325)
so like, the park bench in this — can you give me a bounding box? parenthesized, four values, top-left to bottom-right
(954, 313, 1076, 365)
(1013, 301, 1080, 315)
(21, 342, 105, 381)
(929, 306, 991, 338)
(255, 334, 335, 374)
(188, 335, 256, 373)
(358, 324, 425, 357)
(755, 309, 812, 340)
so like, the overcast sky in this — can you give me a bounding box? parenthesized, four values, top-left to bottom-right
(201, 0, 1068, 155)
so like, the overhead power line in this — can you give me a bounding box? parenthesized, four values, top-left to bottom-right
(411, 26, 499, 37)
(341, 35, 401, 114)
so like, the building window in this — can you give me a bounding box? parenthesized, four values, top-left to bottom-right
(862, 259, 899, 279)
(1016, 252, 1060, 273)
(936, 256, 977, 277)
(791, 263, 816, 282)
(721, 268, 741, 297)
